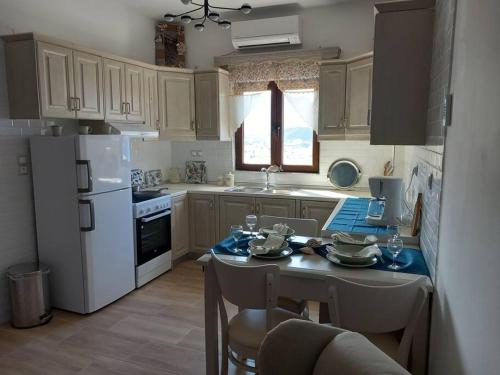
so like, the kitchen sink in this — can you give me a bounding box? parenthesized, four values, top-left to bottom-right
(225, 186, 265, 193)
(262, 188, 295, 195)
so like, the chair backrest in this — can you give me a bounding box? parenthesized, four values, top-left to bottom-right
(325, 275, 427, 333)
(211, 250, 280, 310)
(325, 275, 428, 367)
(260, 215, 319, 237)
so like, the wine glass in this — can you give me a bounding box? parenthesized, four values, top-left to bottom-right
(245, 214, 257, 238)
(387, 237, 404, 270)
(230, 225, 244, 254)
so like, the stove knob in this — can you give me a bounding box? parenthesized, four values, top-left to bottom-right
(155, 205, 160, 209)
(139, 209, 144, 215)
(146, 208, 151, 213)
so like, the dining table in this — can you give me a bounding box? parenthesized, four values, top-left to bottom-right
(197, 235, 433, 375)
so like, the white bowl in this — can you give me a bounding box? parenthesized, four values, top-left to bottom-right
(248, 238, 289, 255)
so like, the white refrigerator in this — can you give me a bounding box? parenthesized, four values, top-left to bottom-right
(30, 135, 135, 314)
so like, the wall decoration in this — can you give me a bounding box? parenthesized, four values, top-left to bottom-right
(155, 23, 186, 68)
(185, 161, 208, 184)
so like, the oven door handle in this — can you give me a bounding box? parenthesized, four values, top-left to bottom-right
(140, 210, 171, 223)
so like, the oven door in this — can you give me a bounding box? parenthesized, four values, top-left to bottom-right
(136, 210, 171, 266)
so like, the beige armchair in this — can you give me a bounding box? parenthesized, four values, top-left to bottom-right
(258, 319, 411, 375)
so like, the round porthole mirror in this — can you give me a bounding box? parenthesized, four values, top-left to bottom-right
(328, 159, 362, 189)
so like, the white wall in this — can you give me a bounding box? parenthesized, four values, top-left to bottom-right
(428, 0, 500, 373)
(0, 0, 155, 323)
(184, 0, 375, 69)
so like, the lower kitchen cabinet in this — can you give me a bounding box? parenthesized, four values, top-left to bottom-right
(299, 200, 338, 235)
(189, 193, 217, 253)
(255, 198, 296, 220)
(171, 193, 189, 260)
(218, 195, 255, 240)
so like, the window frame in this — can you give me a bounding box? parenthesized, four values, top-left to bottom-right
(235, 81, 320, 173)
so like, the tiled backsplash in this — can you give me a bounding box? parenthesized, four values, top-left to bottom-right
(130, 138, 172, 180)
(170, 139, 395, 189)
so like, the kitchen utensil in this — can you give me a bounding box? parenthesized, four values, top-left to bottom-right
(259, 227, 296, 239)
(332, 232, 378, 246)
(327, 244, 382, 265)
(326, 252, 377, 268)
(79, 125, 92, 135)
(50, 125, 63, 137)
(248, 238, 288, 255)
(365, 176, 403, 226)
(327, 159, 361, 189)
(251, 247, 293, 259)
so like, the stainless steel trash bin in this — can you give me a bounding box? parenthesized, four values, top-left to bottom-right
(7, 262, 52, 328)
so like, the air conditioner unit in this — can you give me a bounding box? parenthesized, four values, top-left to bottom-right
(231, 15, 301, 49)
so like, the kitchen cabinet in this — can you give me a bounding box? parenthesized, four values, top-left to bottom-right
(318, 54, 373, 141)
(299, 200, 338, 235)
(255, 197, 296, 219)
(318, 63, 346, 140)
(124, 64, 145, 122)
(103, 59, 145, 123)
(371, 3, 434, 145)
(73, 51, 105, 120)
(189, 194, 217, 253)
(218, 195, 255, 240)
(37, 42, 75, 118)
(158, 72, 196, 140)
(144, 68, 159, 130)
(103, 59, 127, 121)
(3, 40, 104, 119)
(345, 57, 373, 138)
(171, 193, 190, 260)
(195, 70, 230, 141)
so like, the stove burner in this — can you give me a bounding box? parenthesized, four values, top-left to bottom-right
(132, 189, 168, 203)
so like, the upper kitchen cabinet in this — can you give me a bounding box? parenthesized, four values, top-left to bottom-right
(2, 36, 104, 120)
(345, 56, 373, 138)
(124, 64, 145, 122)
(371, 1, 434, 145)
(318, 62, 346, 140)
(103, 59, 145, 123)
(194, 69, 231, 141)
(318, 54, 373, 141)
(143, 68, 159, 130)
(72, 51, 105, 120)
(158, 71, 196, 140)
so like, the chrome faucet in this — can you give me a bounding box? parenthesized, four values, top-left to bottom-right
(261, 165, 282, 190)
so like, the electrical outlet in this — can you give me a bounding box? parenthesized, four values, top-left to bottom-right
(18, 165, 28, 175)
(18, 155, 28, 165)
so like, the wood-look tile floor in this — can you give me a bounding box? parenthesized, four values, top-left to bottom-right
(0, 260, 319, 375)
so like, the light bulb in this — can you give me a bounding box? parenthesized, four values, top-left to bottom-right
(194, 23, 205, 31)
(181, 15, 192, 24)
(181, 0, 191, 5)
(208, 12, 220, 21)
(218, 20, 231, 30)
(240, 3, 252, 14)
(164, 13, 175, 22)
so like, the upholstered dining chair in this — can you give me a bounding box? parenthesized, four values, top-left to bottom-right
(210, 250, 304, 374)
(324, 275, 428, 369)
(259, 215, 319, 319)
(259, 215, 319, 237)
(258, 319, 411, 375)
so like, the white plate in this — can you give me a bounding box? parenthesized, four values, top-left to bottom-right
(248, 239, 289, 255)
(327, 244, 379, 265)
(326, 253, 377, 268)
(252, 248, 294, 259)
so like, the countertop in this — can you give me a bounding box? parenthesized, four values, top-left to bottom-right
(148, 183, 371, 202)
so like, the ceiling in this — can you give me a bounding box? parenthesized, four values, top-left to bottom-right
(116, 0, 352, 20)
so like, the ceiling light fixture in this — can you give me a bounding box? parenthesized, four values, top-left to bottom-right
(164, 0, 252, 31)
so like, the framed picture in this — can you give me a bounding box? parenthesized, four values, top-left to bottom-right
(155, 22, 186, 68)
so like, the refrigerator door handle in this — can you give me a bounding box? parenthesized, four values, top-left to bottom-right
(76, 160, 93, 193)
(79, 199, 95, 232)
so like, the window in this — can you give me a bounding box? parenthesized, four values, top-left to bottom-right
(235, 82, 319, 173)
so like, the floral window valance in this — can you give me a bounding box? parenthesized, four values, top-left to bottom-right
(228, 59, 320, 95)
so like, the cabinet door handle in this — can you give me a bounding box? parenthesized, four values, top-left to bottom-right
(191, 120, 195, 130)
(121, 102, 126, 115)
(367, 109, 372, 126)
(79, 199, 95, 232)
(209, 200, 213, 210)
(69, 97, 76, 111)
(126, 102, 131, 114)
(76, 97, 81, 111)
(256, 203, 261, 214)
(302, 207, 306, 218)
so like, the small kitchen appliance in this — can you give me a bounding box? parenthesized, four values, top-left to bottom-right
(365, 176, 403, 226)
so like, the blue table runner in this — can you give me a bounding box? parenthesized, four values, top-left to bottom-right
(326, 198, 389, 235)
(211, 235, 430, 277)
